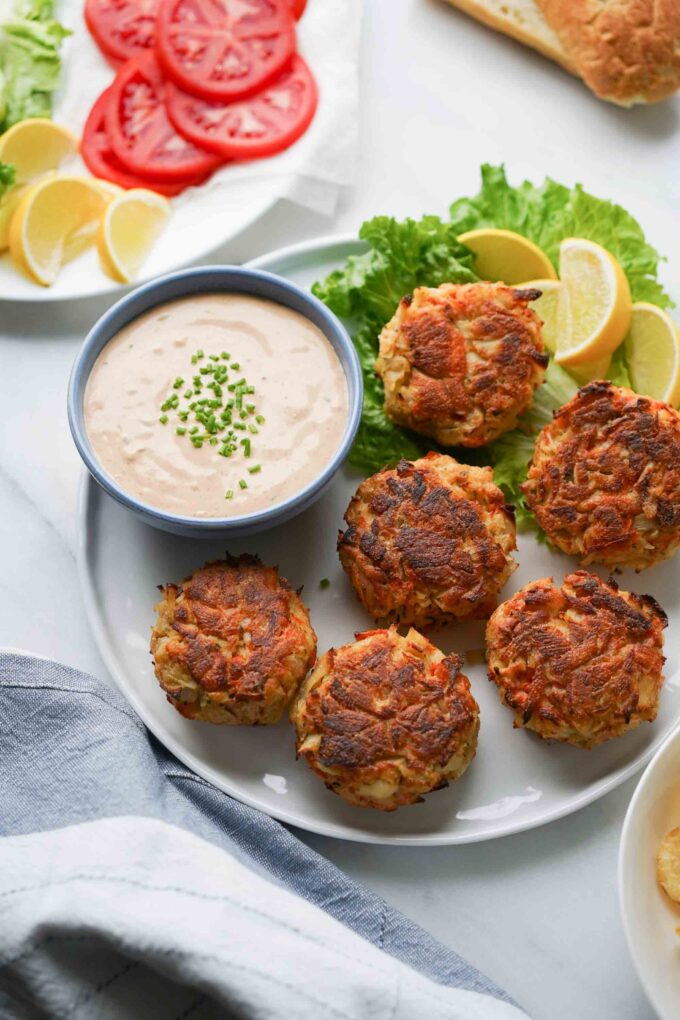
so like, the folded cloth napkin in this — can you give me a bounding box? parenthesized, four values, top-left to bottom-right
(55, 0, 362, 216)
(0, 650, 527, 1020)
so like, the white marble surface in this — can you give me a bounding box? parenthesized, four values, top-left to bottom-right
(3, 1, 680, 1016)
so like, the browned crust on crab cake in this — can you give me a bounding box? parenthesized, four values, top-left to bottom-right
(522, 381, 680, 570)
(290, 626, 480, 810)
(536, 0, 680, 106)
(486, 570, 667, 748)
(375, 281, 548, 448)
(151, 554, 317, 725)
(338, 453, 517, 628)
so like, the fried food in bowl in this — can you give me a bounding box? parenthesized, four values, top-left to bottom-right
(375, 281, 548, 447)
(657, 828, 680, 904)
(151, 554, 316, 725)
(338, 453, 517, 628)
(522, 381, 680, 570)
(486, 570, 667, 749)
(291, 626, 480, 811)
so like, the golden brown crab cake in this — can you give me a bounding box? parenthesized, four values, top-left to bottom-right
(522, 381, 680, 570)
(338, 453, 517, 628)
(151, 555, 316, 725)
(290, 627, 479, 811)
(486, 571, 667, 749)
(375, 281, 548, 447)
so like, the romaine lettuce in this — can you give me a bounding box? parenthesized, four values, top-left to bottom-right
(0, 0, 69, 131)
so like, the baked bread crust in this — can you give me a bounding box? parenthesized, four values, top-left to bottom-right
(536, 0, 680, 104)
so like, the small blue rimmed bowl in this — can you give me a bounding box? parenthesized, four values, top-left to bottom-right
(68, 265, 363, 538)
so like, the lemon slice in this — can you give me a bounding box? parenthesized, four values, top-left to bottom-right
(9, 175, 108, 286)
(458, 228, 557, 285)
(522, 278, 562, 352)
(0, 183, 28, 251)
(624, 302, 680, 405)
(523, 276, 610, 384)
(94, 180, 124, 201)
(0, 119, 78, 184)
(554, 238, 632, 367)
(97, 188, 171, 283)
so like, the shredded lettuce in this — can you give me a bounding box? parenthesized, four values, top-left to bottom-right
(313, 165, 671, 529)
(0, 0, 70, 131)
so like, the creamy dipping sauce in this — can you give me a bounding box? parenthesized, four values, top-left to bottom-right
(84, 293, 349, 518)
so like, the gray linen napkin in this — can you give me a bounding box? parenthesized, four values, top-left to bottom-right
(0, 650, 526, 1019)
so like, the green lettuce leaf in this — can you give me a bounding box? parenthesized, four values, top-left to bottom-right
(314, 165, 670, 530)
(0, 158, 14, 196)
(0, 0, 70, 130)
(485, 360, 578, 531)
(450, 164, 671, 308)
(312, 215, 478, 473)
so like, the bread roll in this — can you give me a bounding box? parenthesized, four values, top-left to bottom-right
(440, 0, 575, 73)
(441, 0, 680, 104)
(537, 0, 680, 104)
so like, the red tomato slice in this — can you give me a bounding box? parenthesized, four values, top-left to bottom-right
(85, 0, 159, 63)
(157, 0, 296, 102)
(82, 88, 209, 196)
(287, 0, 305, 18)
(166, 54, 317, 160)
(105, 53, 223, 181)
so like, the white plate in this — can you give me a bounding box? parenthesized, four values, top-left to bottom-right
(619, 726, 680, 1020)
(78, 234, 680, 845)
(0, 0, 358, 302)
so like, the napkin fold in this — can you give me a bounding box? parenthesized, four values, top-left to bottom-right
(0, 650, 527, 1020)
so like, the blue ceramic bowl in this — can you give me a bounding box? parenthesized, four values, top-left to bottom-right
(68, 265, 363, 538)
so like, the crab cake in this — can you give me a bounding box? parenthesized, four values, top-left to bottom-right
(486, 571, 667, 749)
(522, 381, 680, 570)
(291, 627, 479, 810)
(375, 281, 548, 447)
(151, 555, 316, 725)
(338, 453, 517, 628)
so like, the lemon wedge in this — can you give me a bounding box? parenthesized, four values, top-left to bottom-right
(97, 188, 171, 283)
(0, 184, 28, 250)
(0, 119, 78, 184)
(522, 276, 611, 384)
(522, 278, 562, 352)
(624, 302, 680, 405)
(458, 228, 557, 285)
(9, 175, 108, 286)
(554, 238, 632, 368)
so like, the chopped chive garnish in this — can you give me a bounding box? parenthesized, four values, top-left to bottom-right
(225, 489, 233, 499)
(161, 347, 263, 476)
(319, 578, 330, 590)
(239, 479, 247, 490)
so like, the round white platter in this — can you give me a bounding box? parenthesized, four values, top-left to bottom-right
(0, 0, 351, 302)
(78, 234, 680, 845)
